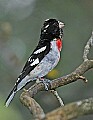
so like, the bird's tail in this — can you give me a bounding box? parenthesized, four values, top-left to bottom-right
(5, 76, 34, 107)
(5, 86, 17, 107)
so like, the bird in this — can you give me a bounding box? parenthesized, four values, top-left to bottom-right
(5, 18, 64, 107)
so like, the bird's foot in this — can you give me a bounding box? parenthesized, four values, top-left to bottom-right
(36, 78, 51, 90)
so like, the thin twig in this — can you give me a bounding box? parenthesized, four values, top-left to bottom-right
(50, 90, 64, 106)
(83, 31, 93, 61)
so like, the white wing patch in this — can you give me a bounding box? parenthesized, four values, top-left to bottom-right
(16, 77, 20, 83)
(30, 58, 39, 66)
(44, 29, 47, 32)
(34, 46, 46, 54)
(28, 56, 32, 62)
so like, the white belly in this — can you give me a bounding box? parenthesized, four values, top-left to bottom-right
(30, 40, 60, 78)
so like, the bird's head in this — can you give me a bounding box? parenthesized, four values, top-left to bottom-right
(40, 18, 64, 42)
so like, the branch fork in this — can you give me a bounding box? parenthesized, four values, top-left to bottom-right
(20, 32, 93, 120)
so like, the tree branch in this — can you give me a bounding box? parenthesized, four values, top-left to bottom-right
(20, 89, 45, 120)
(20, 59, 93, 98)
(43, 97, 93, 120)
(83, 31, 93, 61)
(20, 32, 93, 120)
(50, 90, 64, 106)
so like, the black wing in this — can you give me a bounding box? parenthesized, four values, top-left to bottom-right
(5, 41, 51, 107)
(17, 41, 50, 83)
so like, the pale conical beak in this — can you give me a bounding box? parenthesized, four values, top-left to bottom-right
(58, 21, 65, 28)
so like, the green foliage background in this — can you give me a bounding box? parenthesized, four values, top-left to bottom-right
(0, 0, 93, 120)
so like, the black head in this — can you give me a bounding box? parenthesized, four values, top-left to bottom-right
(40, 18, 64, 42)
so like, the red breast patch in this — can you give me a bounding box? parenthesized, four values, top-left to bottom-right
(56, 39, 62, 51)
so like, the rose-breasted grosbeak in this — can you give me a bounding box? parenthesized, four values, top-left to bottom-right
(5, 18, 64, 107)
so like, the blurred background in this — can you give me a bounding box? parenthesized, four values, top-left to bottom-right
(0, 0, 93, 120)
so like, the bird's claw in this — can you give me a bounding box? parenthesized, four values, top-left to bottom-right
(38, 78, 51, 90)
(42, 79, 51, 90)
